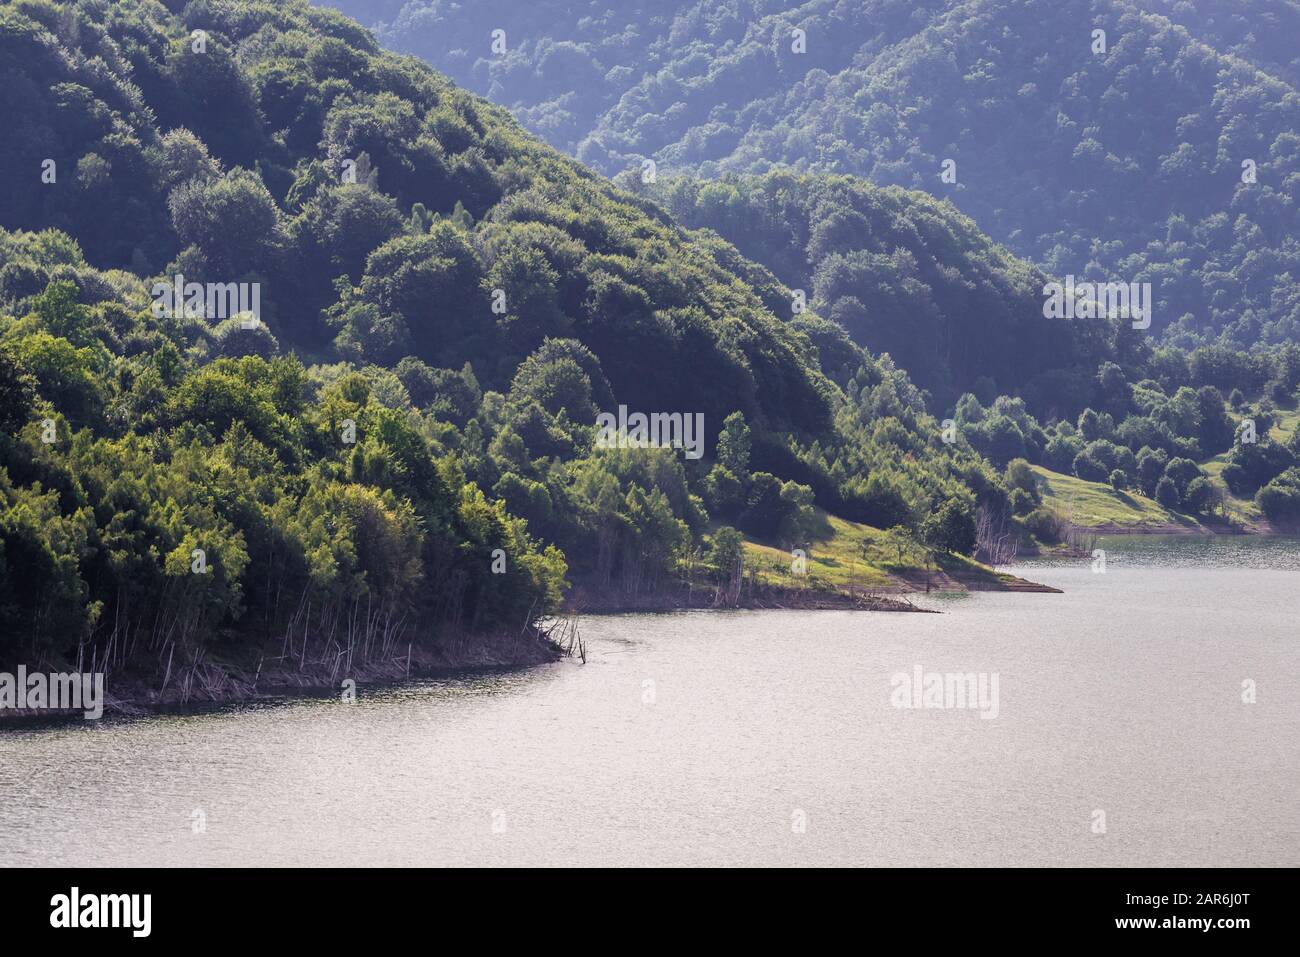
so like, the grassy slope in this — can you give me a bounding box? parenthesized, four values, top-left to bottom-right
(1268, 408, 1300, 442)
(1200, 454, 1260, 524)
(739, 510, 1012, 592)
(1030, 466, 1185, 529)
(1035, 404, 1300, 531)
(1202, 407, 1299, 525)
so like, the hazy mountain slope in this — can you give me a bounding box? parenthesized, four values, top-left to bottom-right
(330, 0, 1300, 349)
(1134, 0, 1300, 88)
(630, 170, 1124, 415)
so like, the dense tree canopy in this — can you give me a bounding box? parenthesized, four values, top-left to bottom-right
(0, 0, 1007, 673)
(331, 0, 1300, 349)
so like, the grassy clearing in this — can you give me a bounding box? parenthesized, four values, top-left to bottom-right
(737, 509, 1011, 590)
(1200, 452, 1262, 523)
(1030, 465, 1184, 529)
(741, 511, 895, 590)
(1034, 400, 1300, 530)
(1201, 406, 1300, 524)
(1267, 407, 1299, 443)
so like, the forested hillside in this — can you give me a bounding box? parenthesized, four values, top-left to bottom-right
(332, 0, 1300, 349)
(0, 0, 1005, 676)
(630, 171, 1121, 413)
(627, 169, 1300, 529)
(1140, 0, 1300, 88)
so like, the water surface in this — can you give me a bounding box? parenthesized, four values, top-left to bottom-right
(1, 536, 1296, 866)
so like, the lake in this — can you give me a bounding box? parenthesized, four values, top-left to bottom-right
(2, 536, 1297, 866)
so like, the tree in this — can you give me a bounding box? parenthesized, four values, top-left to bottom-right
(1163, 458, 1202, 497)
(32, 279, 94, 345)
(1257, 469, 1300, 526)
(982, 415, 1026, 467)
(717, 411, 751, 476)
(1182, 476, 1214, 515)
(11, 332, 105, 428)
(1072, 449, 1109, 482)
(1004, 458, 1040, 502)
(509, 353, 595, 421)
(211, 318, 279, 360)
(1154, 476, 1181, 510)
(921, 500, 976, 556)
(881, 525, 920, 565)
(704, 465, 744, 521)
(708, 526, 744, 583)
(1077, 408, 1109, 442)
(0, 344, 35, 433)
(168, 169, 283, 276)
(1135, 447, 1168, 496)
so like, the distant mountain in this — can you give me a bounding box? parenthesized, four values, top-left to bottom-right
(328, 0, 1300, 349)
(630, 170, 1125, 415)
(1137, 0, 1300, 88)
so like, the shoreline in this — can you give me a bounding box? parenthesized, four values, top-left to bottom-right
(2, 572, 1061, 724)
(1071, 522, 1258, 536)
(0, 627, 564, 725)
(1034, 520, 1297, 545)
(562, 568, 1062, 613)
(563, 582, 933, 615)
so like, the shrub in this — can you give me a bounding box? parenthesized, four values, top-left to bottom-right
(1154, 475, 1181, 509)
(1257, 469, 1300, 526)
(1009, 487, 1036, 516)
(1182, 476, 1214, 515)
(1072, 450, 1109, 482)
(921, 499, 976, 556)
(1023, 507, 1066, 544)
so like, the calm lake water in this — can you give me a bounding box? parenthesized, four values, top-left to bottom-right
(2, 536, 1297, 866)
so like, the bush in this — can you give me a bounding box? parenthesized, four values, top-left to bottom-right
(1022, 506, 1065, 544)
(1009, 487, 1035, 516)
(1257, 469, 1300, 526)
(921, 499, 976, 556)
(1072, 450, 1109, 482)
(1109, 469, 1128, 491)
(1182, 476, 1214, 516)
(1154, 475, 1181, 509)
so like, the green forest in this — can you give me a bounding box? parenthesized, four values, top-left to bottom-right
(2, 0, 1299, 693)
(0, 0, 1005, 679)
(333, 0, 1300, 349)
(629, 170, 1300, 528)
